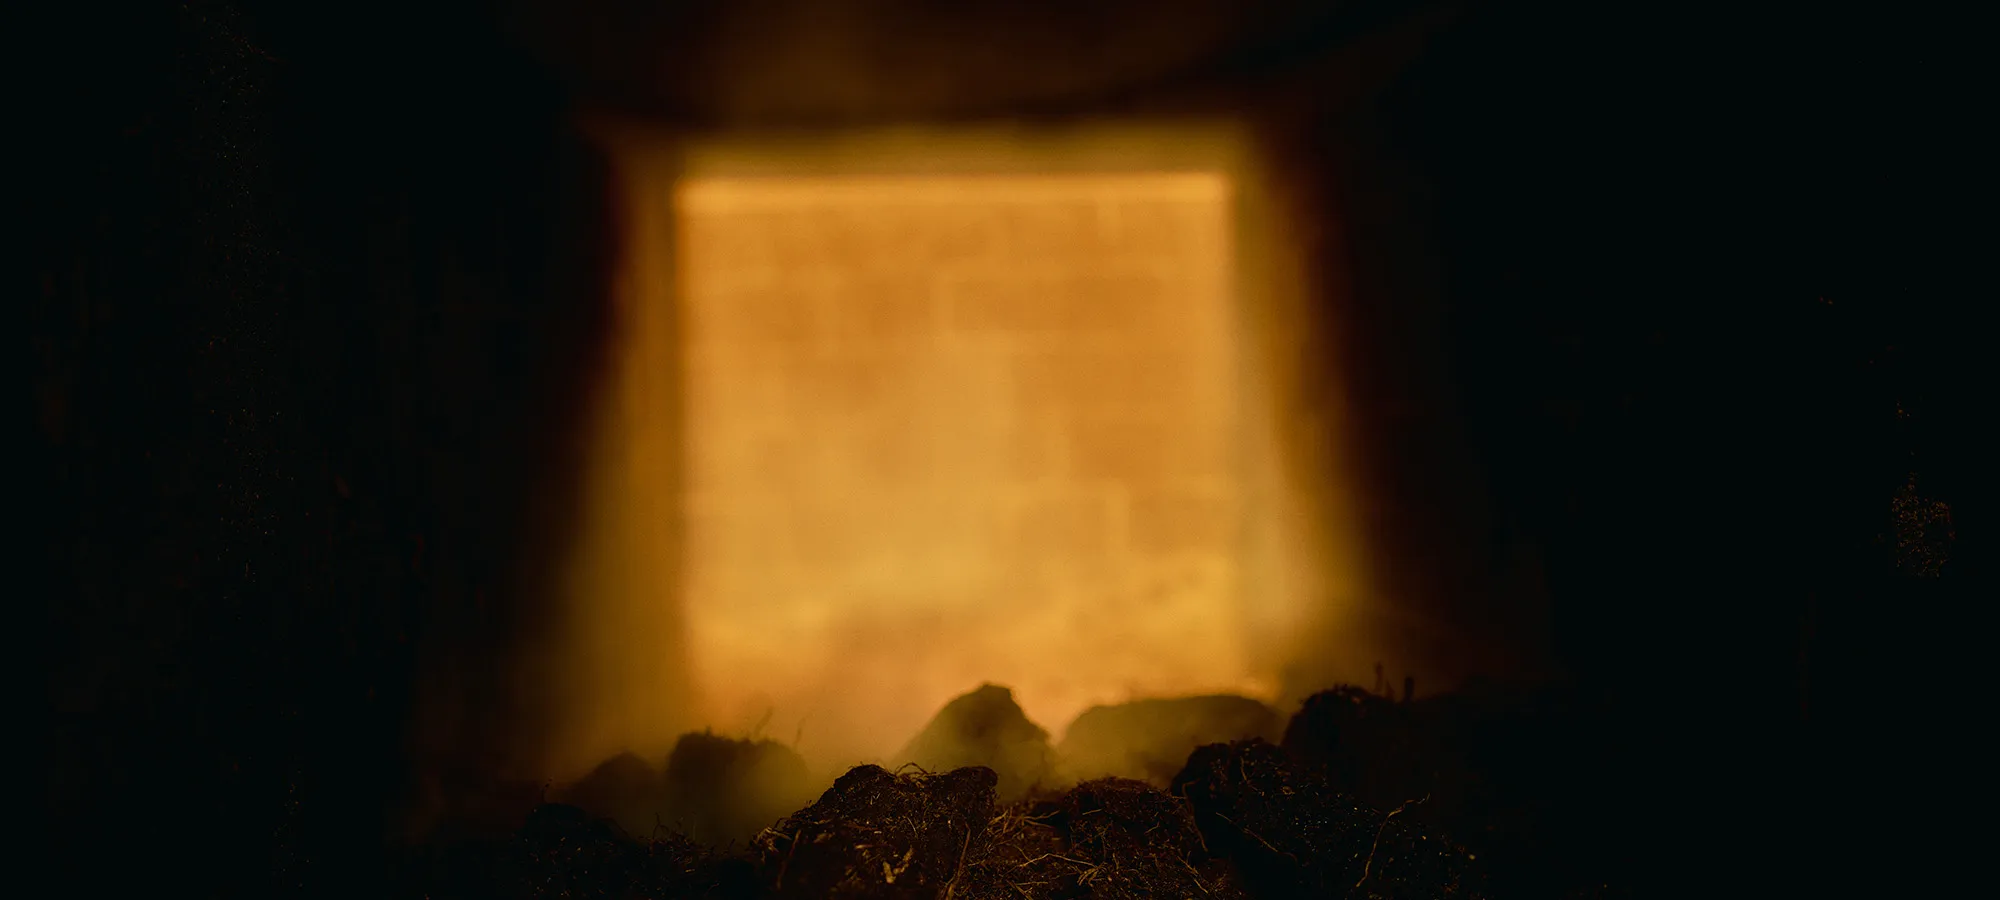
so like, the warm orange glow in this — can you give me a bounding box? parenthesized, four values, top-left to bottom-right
(550, 124, 1372, 781)
(679, 171, 1251, 765)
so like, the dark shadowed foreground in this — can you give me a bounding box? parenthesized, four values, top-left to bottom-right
(1175, 741, 1481, 899)
(398, 755, 1478, 900)
(392, 684, 1607, 899)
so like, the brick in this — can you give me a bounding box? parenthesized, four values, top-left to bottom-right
(682, 282, 820, 345)
(792, 417, 930, 484)
(785, 204, 992, 274)
(819, 275, 937, 341)
(679, 504, 793, 586)
(915, 205, 1010, 265)
(677, 211, 780, 276)
(682, 347, 793, 423)
(945, 271, 1183, 335)
(1102, 198, 1229, 260)
(684, 427, 810, 490)
(1009, 346, 1229, 420)
(1006, 492, 1117, 561)
(783, 498, 876, 572)
(752, 208, 843, 271)
(1059, 568, 1250, 689)
(997, 199, 1104, 261)
(1127, 486, 1242, 555)
(785, 494, 1005, 579)
(787, 353, 899, 413)
(1000, 415, 1067, 481)
(824, 204, 1000, 270)
(1064, 417, 1233, 482)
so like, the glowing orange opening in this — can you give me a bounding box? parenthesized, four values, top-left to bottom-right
(550, 124, 1368, 779)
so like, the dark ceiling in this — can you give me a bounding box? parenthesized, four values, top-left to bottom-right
(504, 0, 1440, 122)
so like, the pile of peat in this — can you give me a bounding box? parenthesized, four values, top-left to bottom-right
(405, 758, 1451, 900)
(398, 682, 1627, 898)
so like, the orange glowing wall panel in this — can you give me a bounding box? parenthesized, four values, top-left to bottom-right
(675, 173, 1252, 762)
(544, 124, 1373, 780)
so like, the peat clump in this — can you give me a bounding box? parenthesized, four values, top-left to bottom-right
(1058, 695, 1281, 785)
(1281, 686, 1409, 775)
(959, 777, 1248, 900)
(663, 732, 818, 847)
(559, 751, 664, 838)
(754, 764, 1000, 900)
(1172, 740, 1484, 900)
(1282, 686, 1467, 830)
(897, 684, 1056, 801)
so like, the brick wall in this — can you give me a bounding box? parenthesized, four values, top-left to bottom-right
(673, 173, 1256, 759)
